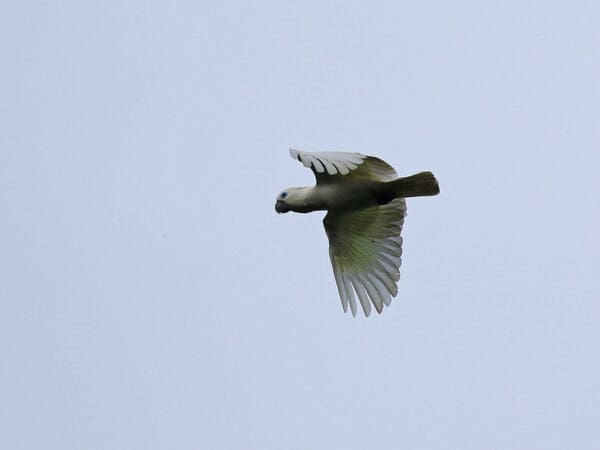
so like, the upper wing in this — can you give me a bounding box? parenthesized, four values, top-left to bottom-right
(290, 148, 398, 183)
(323, 199, 406, 316)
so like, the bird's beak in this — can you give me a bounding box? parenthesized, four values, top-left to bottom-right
(275, 200, 290, 214)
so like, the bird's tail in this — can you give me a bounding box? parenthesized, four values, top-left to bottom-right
(386, 171, 440, 198)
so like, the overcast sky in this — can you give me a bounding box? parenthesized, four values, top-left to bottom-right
(2, 1, 599, 449)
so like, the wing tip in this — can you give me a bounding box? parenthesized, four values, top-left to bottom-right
(288, 149, 369, 177)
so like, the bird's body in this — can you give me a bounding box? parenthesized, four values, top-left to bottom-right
(276, 149, 439, 316)
(278, 182, 379, 213)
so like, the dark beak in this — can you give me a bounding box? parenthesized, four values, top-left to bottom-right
(275, 200, 290, 213)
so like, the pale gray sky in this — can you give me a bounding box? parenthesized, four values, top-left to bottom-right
(1, 1, 599, 449)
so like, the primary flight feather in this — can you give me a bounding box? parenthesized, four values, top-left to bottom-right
(276, 149, 439, 316)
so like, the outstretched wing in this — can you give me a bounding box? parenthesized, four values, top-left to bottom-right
(324, 199, 406, 316)
(290, 148, 398, 183)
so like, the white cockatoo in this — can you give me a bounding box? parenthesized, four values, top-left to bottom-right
(276, 149, 439, 316)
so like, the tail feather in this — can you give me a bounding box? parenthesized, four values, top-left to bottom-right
(386, 171, 440, 198)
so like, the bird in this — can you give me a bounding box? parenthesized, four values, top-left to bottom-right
(275, 148, 439, 316)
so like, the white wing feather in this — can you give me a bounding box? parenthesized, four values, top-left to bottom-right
(290, 149, 366, 177)
(290, 148, 399, 184)
(324, 199, 406, 316)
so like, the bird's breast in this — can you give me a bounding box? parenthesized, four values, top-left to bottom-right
(316, 182, 379, 212)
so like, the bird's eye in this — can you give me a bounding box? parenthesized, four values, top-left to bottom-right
(281, 192, 288, 199)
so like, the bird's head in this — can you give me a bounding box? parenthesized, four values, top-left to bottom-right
(275, 187, 310, 213)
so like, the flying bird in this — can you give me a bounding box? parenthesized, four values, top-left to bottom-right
(276, 149, 439, 316)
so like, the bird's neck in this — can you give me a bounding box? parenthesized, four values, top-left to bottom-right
(290, 187, 327, 213)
